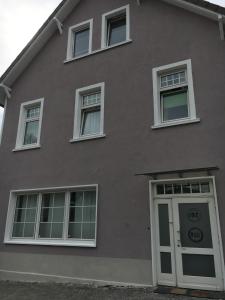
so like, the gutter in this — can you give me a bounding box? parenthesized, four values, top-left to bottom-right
(0, 0, 80, 88)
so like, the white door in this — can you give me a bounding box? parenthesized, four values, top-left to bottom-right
(155, 197, 223, 291)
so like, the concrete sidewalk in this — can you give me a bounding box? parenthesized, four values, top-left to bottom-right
(0, 282, 211, 300)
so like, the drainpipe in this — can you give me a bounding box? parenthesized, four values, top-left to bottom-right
(136, 0, 141, 6)
(53, 17, 63, 35)
(218, 14, 224, 41)
(0, 83, 11, 99)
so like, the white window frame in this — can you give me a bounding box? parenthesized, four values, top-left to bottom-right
(152, 59, 200, 129)
(71, 83, 105, 142)
(66, 19, 93, 60)
(14, 98, 44, 151)
(0, 97, 7, 145)
(101, 5, 130, 49)
(4, 184, 98, 247)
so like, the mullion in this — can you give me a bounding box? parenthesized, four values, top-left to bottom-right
(81, 192, 84, 239)
(22, 195, 28, 238)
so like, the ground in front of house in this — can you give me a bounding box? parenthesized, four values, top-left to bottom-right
(0, 282, 218, 300)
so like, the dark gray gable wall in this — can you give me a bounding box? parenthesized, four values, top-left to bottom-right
(0, 0, 225, 279)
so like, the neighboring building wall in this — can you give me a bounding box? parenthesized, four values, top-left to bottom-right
(0, 0, 225, 285)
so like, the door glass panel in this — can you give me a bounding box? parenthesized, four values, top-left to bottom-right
(160, 252, 172, 274)
(158, 204, 170, 246)
(179, 203, 213, 248)
(182, 254, 216, 277)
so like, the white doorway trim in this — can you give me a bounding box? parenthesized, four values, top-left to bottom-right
(149, 176, 225, 291)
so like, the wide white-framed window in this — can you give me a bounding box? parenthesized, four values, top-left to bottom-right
(15, 98, 44, 151)
(101, 5, 130, 49)
(66, 19, 93, 60)
(152, 59, 200, 128)
(4, 185, 98, 247)
(71, 83, 105, 142)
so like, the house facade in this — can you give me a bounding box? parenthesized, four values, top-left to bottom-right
(0, 0, 225, 291)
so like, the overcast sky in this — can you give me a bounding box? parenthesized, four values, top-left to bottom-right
(0, 0, 225, 125)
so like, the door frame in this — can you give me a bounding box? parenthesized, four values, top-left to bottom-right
(149, 176, 225, 291)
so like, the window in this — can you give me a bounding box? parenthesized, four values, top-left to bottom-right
(152, 60, 199, 128)
(72, 83, 105, 141)
(101, 5, 130, 48)
(67, 19, 93, 60)
(15, 98, 44, 150)
(5, 186, 98, 247)
(156, 182, 211, 196)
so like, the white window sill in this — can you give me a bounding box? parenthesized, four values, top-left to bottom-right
(64, 39, 132, 64)
(13, 144, 41, 152)
(4, 239, 96, 248)
(151, 118, 200, 129)
(70, 134, 106, 143)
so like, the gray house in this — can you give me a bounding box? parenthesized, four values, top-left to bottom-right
(0, 0, 225, 292)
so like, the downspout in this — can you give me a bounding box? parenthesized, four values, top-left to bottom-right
(0, 84, 11, 99)
(53, 17, 63, 35)
(218, 14, 225, 41)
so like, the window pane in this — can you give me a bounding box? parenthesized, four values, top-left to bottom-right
(25, 209, 37, 222)
(23, 120, 39, 145)
(82, 223, 95, 239)
(165, 184, 173, 194)
(84, 191, 96, 206)
(70, 207, 82, 222)
(182, 254, 215, 277)
(52, 208, 64, 222)
(83, 207, 96, 222)
(156, 184, 164, 195)
(14, 209, 26, 222)
(39, 223, 51, 238)
(81, 108, 100, 136)
(70, 192, 83, 206)
(54, 193, 65, 207)
(83, 93, 101, 107)
(68, 223, 82, 239)
(201, 182, 210, 193)
(26, 106, 40, 119)
(27, 195, 38, 208)
(74, 28, 90, 57)
(162, 89, 188, 121)
(16, 195, 27, 208)
(12, 194, 38, 238)
(160, 71, 186, 88)
(108, 15, 126, 46)
(24, 223, 35, 238)
(12, 223, 24, 238)
(40, 208, 53, 222)
(179, 203, 213, 249)
(174, 184, 182, 194)
(160, 252, 172, 274)
(42, 194, 54, 207)
(51, 223, 63, 238)
(158, 204, 170, 246)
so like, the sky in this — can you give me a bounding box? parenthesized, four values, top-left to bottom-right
(0, 0, 225, 126)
